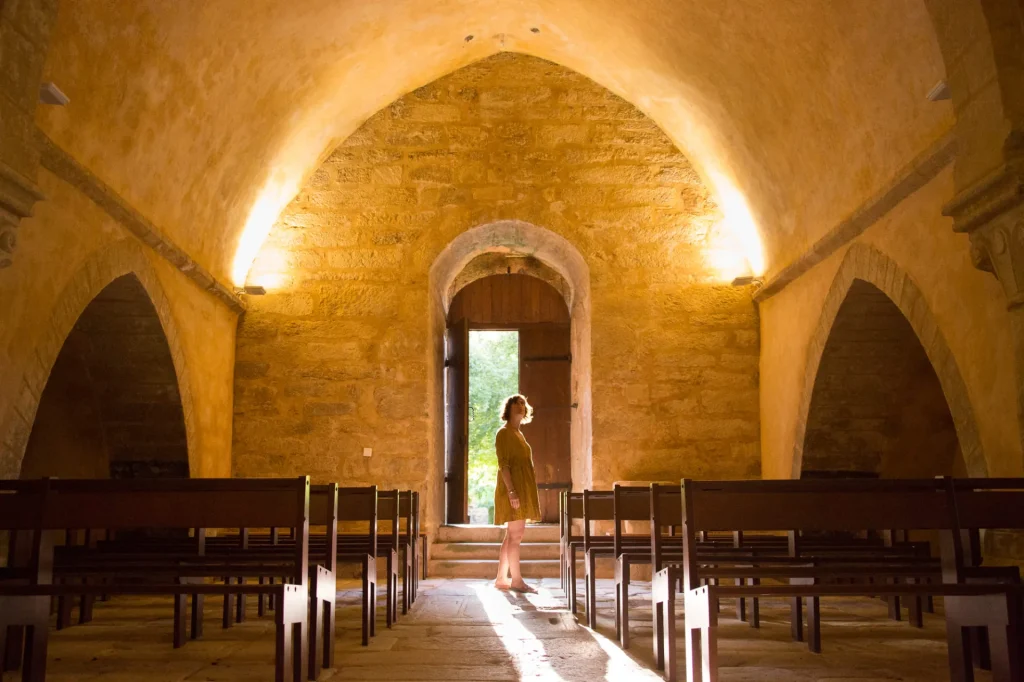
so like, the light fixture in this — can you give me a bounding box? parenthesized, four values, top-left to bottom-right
(731, 275, 763, 287)
(39, 82, 69, 106)
(927, 80, 950, 102)
(235, 285, 266, 295)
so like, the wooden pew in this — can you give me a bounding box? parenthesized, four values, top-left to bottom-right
(567, 490, 652, 619)
(651, 478, 1022, 682)
(370, 489, 401, 628)
(335, 485, 379, 646)
(944, 478, 1024, 680)
(0, 477, 314, 682)
(0, 481, 53, 681)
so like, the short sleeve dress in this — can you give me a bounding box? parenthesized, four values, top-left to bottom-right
(492, 426, 542, 525)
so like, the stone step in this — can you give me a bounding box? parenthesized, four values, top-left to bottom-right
(429, 558, 560, 578)
(436, 524, 560, 543)
(428, 558, 614, 579)
(432, 541, 559, 561)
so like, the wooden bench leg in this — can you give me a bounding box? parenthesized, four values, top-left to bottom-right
(807, 596, 821, 654)
(749, 580, 760, 629)
(275, 621, 293, 682)
(236, 578, 247, 624)
(790, 596, 804, 642)
(191, 593, 205, 640)
(78, 587, 95, 625)
(173, 593, 187, 649)
(403, 546, 412, 615)
(322, 593, 335, 672)
(23, 621, 49, 682)
(946, 617, 974, 682)
(568, 546, 578, 614)
(3, 626, 24, 672)
(987, 620, 1022, 682)
(56, 586, 73, 631)
(945, 592, 1022, 682)
(276, 586, 308, 682)
(1, 597, 50, 682)
(386, 548, 398, 628)
(585, 549, 598, 628)
(222, 578, 235, 629)
(362, 555, 375, 644)
(652, 568, 675, 678)
(615, 555, 630, 648)
(684, 586, 718, 682)
(907, 579, 923, 628)
(307, 597, 323, 681)
(971, 628, 992, 670)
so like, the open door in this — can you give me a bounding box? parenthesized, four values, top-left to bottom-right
(444, 317, 469, 524)
(519, 323, 572, 523)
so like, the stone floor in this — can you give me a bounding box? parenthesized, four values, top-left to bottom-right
(3, 578, 990, 681)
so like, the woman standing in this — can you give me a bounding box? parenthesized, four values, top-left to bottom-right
(493, 394, 542, 592)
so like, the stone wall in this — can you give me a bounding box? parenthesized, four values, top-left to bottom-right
(21, 274, 189, 478)
(760, 167, 1019, 480)
(236, 54, 761, 531)
(802, 279, 962, 477)
(0, 170, 238, 480)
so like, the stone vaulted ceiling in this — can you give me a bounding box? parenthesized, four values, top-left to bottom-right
(37, 0, 951, 287)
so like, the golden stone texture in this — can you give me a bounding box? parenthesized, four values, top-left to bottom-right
(234, 55, 761, 531)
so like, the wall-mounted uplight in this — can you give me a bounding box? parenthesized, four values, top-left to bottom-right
(39, 82, 69, 106)
(236, 285, 267, 295)
(927, 80, 950, 102)
(730, 276, 763, 287)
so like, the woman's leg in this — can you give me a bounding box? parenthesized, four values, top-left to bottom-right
(506, 520, 535, 591)
(495, 529, 511, 587)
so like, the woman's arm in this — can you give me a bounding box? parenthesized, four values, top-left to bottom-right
(499, 466, 520, 510)
(495, 430, 520, 510)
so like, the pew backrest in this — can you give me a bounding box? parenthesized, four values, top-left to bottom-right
(338, 486, 378, 557)
(311, 483, 339, 571)
(679, 478, 955, 592)
(377, 489, 401, 548)
(651, 483, 682, 572)
(612, 485, 649, 556)
(582, 490, 613, 555)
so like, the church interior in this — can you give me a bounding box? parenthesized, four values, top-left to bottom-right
(2, 1, 1024, 680)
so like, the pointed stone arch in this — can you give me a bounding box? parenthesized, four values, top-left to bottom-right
(0, 239, 197, 478)
(791, 243, 985, 479)
(428, 220, 593, 521)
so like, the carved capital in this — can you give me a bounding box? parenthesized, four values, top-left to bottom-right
(944, 161, 1024, 309)
(0, 160, 45, 268)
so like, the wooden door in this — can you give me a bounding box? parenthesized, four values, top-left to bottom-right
(519, 324, 572, 523)
(444, 318, 469, 524)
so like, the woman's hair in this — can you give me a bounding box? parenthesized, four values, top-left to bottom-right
(500, 394, 534, 424)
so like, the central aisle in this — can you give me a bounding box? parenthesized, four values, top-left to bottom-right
(333, 577, 661, 680)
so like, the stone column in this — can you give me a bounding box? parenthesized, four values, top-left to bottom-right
(0, 0, 57, 267)
(945, 160, 1024, 310)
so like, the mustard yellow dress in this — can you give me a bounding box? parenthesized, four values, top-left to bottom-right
(493, 427, 542, 525)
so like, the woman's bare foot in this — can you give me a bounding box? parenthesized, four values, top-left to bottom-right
(509, 581, 536, 593)
(494, 579, 512, 590)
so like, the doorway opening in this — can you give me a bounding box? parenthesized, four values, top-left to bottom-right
(467, 330, 520, 524)
(444, 273, 572, 525)
(801, 279, 965, 479)
(20, 274, 189, 480)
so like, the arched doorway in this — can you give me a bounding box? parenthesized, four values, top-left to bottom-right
(445, 273, 572, 524)
(20, 274, 189, 479)
(429, 220, 592, 530)
(801, 279, 965, 479)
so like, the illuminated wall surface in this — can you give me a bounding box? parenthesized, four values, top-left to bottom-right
(232, 55, 762, 525)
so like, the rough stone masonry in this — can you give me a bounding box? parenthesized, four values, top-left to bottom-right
(233, 54, 761, 531)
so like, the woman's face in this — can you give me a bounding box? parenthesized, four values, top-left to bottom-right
(510, 398, 526, 420)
